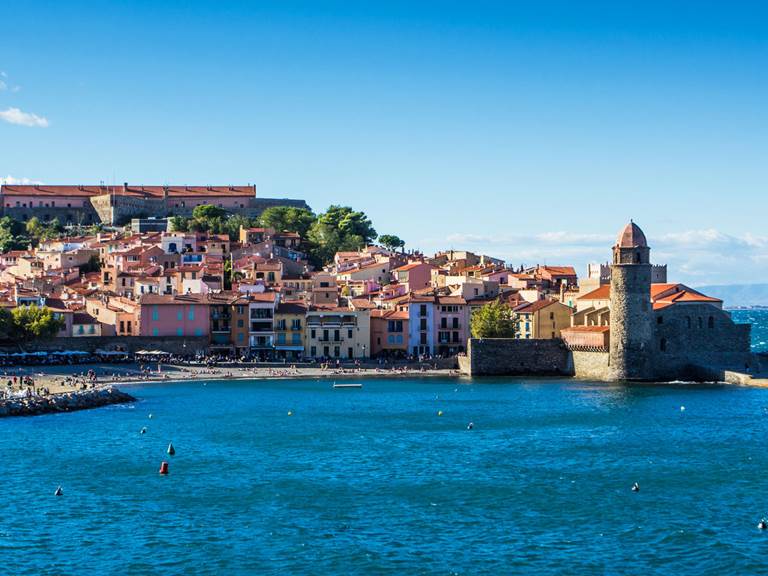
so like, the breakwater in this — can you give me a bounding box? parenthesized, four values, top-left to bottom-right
(0, 387, 135, 417)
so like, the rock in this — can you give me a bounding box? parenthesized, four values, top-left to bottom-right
(0, 387, 136, 418)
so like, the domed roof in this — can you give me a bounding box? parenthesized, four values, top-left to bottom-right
(616, 221, 647, 248)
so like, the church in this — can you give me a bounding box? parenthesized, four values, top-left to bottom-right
(561, 222, 754, 381)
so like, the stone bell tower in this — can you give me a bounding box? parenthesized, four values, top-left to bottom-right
(609, 221, 653, 380)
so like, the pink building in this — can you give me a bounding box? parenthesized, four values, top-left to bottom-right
(139, 293, 210, 337)
(392, 262, 433, 292)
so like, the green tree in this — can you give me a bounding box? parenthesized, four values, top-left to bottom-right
(79, 254, 102, 274)
(11, 305, 65, 340)
(0, 308, 14, 340)
(169, 216, 190, 232)
(259, 206, 317, 238)
(225, 214, 253, 240)
(307, 206, 377, 265)
(0, 217, 28, 252)
(379, 234, 405, 252)
(25, 217, 44, 238)
(192, 204, 227, 221)
(470, 301, 517, 338)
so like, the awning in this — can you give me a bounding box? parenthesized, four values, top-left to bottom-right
(274, 345, 305, 351)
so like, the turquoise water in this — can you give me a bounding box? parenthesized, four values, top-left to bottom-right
(3, 377, 768, 575)
(732, 308, 768, 353)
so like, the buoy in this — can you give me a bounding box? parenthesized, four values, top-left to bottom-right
(140, 427, 147, 434)
(159, 461, 169, 475)
(437, 410, 443, 416)
(680, 406, 686, 412)
(148, 413, 153, 419)
(759, 518, 768, 530)
(54, 486, 63, 496)
(167, 442, 175, 456)
(631, 482, 640, 492)
(467, 422, 474, 430)
(287, 410, 293, 416)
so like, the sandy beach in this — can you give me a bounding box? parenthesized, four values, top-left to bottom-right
(0, 362, 461, 396)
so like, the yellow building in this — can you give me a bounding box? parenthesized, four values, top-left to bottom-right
(514, 299, 572, 339)
(274, 301, 307, 360)
(305, 307, 371, 359)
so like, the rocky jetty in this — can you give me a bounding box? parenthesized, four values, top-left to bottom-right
(0, 387, 136, 417)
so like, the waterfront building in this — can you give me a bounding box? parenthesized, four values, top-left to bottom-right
(305, 307, 371, 359)
(246, 291, 279, 357)
(274, 301, 307, 360)
(370, 309, 409, 358)
(138, 293, 209, 337)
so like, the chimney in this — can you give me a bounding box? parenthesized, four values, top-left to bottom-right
(123, 182, 128, 194)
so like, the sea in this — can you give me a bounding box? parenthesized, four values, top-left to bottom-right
(3, 374, 768, 575)
(2, 310, 768, 575)
(732, 308, 768, 353)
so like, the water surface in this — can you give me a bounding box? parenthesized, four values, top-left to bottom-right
(2, 377, 768, 575)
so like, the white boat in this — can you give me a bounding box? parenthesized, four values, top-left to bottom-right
(333, 383, 363, 389)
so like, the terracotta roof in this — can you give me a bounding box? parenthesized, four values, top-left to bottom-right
(561, 325, 610, 333)
(616, 221, 648, 248)
(578, 285, 611, 300)
(1, 184, 256, 199)
(277, 302, 307, 314)
(514, 299, 559, 314)
(139, 293, 208, 305)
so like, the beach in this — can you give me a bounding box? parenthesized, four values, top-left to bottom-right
(0, 361, 460, 397)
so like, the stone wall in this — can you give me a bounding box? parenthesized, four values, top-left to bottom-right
(460, 338, 571, 376)
(609, 263, 653, 380)
(571, 350, 611, 380)
(0, 336, 209, 355)
(651, 304, 754, 380)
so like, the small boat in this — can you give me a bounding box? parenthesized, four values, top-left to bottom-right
(333, 383, 363, 389)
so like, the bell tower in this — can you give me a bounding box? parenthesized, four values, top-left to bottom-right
(609, 221, 653, 380)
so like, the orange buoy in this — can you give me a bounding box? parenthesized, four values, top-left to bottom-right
(159, 461, 169, 475)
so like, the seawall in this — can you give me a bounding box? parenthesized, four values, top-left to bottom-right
(0, 387, 135, 417)
(459, 338, 572, 376)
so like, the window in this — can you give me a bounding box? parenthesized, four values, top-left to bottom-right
(311, 329, 316, 339)
(152, 305, 159, 321)
(686, 316, 692, 329)
(177, 327, 183, 336)
(334, 346, 340, 357)
(347, 347, 353, 358)
(238, 332, 244, 342)
(708, 316, 714, 329)
(152, 327, 159, 336)
(310, 346, 316, 357)
(660, 338, 667, 352)
(237, 319, 244, 328)
(177, 310, 183, 321)
(657, 316, 664, 325)
(347, 329, 353, 339)
(549, 312, 554, 320)
(194, 328, 202, 337)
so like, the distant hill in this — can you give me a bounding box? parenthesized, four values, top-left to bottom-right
(695, 284, 768, 308)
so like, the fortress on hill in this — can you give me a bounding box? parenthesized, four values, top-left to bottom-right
(462, 221, 756, 382)
(0, 183, 309, 226)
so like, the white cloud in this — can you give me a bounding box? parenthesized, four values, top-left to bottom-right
(0, 175, 43, 185)
(0, 80, 6, 91)
(420, 227, 768, 285)
(0, 107, 49, 127)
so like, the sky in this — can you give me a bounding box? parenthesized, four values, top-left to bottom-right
(1, 1, 767, 285)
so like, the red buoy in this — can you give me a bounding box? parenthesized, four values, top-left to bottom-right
(159, 461, 169, 475)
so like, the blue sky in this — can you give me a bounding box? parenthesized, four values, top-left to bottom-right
(1, 1, 767, 285)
